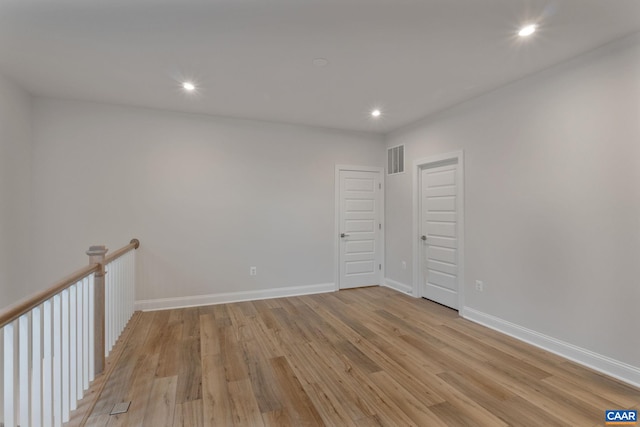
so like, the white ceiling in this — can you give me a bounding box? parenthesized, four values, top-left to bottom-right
(1, 0, 639, 133)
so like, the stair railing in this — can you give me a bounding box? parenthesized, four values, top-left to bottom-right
(0, 238, 140, 427)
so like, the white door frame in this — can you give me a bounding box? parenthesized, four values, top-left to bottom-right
(335, 165, 385, 291)
(412, 151, 465, 310)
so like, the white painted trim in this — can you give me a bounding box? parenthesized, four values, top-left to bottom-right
(334, 165, 385, 291)
(386, 143, 405, 151)
(335, 164, 385, 173)
(135, 282, 335, 312)
(462, 307, 640, 389)
(412, 151, 465, 311)
(382, 278, 412, 295)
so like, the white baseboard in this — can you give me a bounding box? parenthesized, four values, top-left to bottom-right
(135, 282, 335, 312)
(383, 278, 413, 295)
(461, 307, 640, 389)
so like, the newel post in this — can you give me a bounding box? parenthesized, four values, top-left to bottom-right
(87, 245, 108, 375)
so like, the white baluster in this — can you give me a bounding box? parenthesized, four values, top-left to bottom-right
(19, 314, 30, 426)
(109, 262, 115, 351)
(118, 259, 124, 338)
(61, 288, 70, 422)
(128, 253, 133, 320)
(53, 293, 62, 427)
(32, 306, 42, 427)
(105, 264, 111, 355)
(115, 261, 119, 347)
(112, 262, 116, 350)
(3, 323, 15, 427)
(127, 254, 131, 322)
(83, 277, 90, 388)
(131, 251, 136, 318)
(109, 262, 114, 352)
(43, 299, 53, 426)
(77, 281, 84, 400)
(0, 326, 4, 423)
(125, 256, 129, 328)
(117, 259, 122, 341)
(114, 261, 118, 347)
(70, 285, 77, 411)
(110, 261, 115, 348)
(124, 255, 129, 323)
(89, 274, 95, 382)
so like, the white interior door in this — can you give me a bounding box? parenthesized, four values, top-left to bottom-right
(420, 161, 459, 309)
(338, 169, 382, 289)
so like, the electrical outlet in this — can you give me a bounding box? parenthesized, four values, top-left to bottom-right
(250, 266, 257, 276)
(401, 261, 407, 270)
(475, 280, 484, 292)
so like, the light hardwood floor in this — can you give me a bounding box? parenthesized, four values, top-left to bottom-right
(71, 286, 640, 426)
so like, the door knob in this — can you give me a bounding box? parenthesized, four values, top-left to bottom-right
(421, 235, 427, 241)
(341, 233, 350, 238)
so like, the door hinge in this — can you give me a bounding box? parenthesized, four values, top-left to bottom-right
(379, 223, 381, 230)
(379, 264, 382, 270)
(379, 183, 382, 189)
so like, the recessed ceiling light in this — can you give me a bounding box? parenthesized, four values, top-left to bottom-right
(518, 24, 536, 37)
(313, 58, 329, 67)
(371, 109, 382, 118)
(182, 81, 196, 91)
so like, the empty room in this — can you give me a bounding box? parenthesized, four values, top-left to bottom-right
(0, 1, 639, 426)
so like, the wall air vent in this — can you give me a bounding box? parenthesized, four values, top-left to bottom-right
(387, 145, 404, 175)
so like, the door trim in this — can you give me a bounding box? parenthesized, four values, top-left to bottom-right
(335, 165, 385, 291)
(412, 151, 465, 311)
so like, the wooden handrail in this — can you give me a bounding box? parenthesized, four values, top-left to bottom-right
(0, 238, 140, 329)
(0, 264, 99, 329)
(104, 238, 140, 264)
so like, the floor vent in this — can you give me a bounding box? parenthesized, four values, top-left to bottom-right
(110, 401, 131, 415)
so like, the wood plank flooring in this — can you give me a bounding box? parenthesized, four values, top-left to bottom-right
(72, 287, 640, 426)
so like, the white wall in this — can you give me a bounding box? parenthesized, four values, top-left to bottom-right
(0, 73, 32, 309)
(31, 99, 384, 304)
(385, 34, 640, 368)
